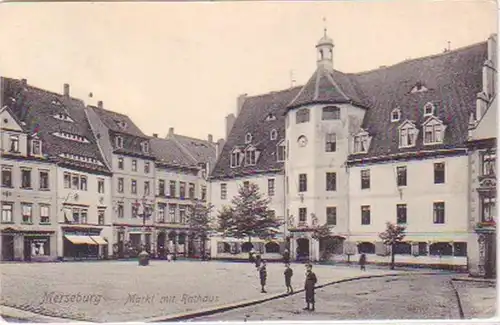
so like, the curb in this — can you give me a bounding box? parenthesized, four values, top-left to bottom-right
(140, 271, 442, 322)
(0, 305, 93, 323)
(449, 280, 465, 319)
(452, 277, 496, 285)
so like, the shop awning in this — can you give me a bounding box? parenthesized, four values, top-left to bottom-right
(64, 235, 97, 245)
(90, 236, 108, 245)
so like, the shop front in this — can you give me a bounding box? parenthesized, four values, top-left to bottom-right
(0, 227, 56, 262)
(62, 226, 108, 260)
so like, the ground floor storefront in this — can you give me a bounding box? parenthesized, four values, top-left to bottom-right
(59, 225, 111, 260)
(0, 227, 57, 261)
(209, 236, 284, 260)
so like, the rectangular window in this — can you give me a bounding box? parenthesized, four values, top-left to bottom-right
(361, 205, 371, 225)
(188, 183, 195, 199)
(326, 206, 337, 225)
(397, 166, 407, 187)
(40, 205, 50, 224)
(169, 181, 176, 197)
(117, 203, 124, 218)
(299, 174, 307, 192)
(32, 140, 42, 155)
(481, 150, 496, 176)
(118, 157, 124, 170)
(354, 135, 368, 153)
(9, 135, 19, 152)
(132, 160, 137, 172)
(159, 180, 165, 196)
(433, 202, 445, 224)
(325, 133, 337, 152)
(361, 169, 370, 189)
(1, 167, 12, 187)
(21, 168, 32, 188)
(221, 183, 227, 200)
(97, 178, 105, 194)
(277, 143, 286, 162)
(118, 177, 124, 193)
(132, 203, 138, 218)
(144, 181, 150, 196)
(131, 180, 137, 194)
(169, 204, 177, 223)
(71, 175, 79, 190)
(98, 210, 105, 225)
(434, 163, 445, 184)
(80, 176, 87, 191)
(144, 162, 150, 174)
(397, 204, 407, 224)
(64, 173, 71, 188)
(322, 106, 341, 120)
(424, 124, 443, 144)
(481, 195, 496, 222)
(326, 172, 336, 191)
(1, 203, 13, 223)
(21, 203, 33, 223)
(201, 186, 207, 201)
(72, 208, 80, 224)
(296, 108, 310, 124)
(157, 204, 166, 222)
(39, 171, 49, 190)
(245, 149, 256, 165)
(179, 182, 186, 198)
(299, 207, 307, 222)
(179, 205, 186, 223)
(268, 178, 275, 197)
(80, 209, 88, 224)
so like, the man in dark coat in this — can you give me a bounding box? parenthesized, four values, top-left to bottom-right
(255, 254, 262, 269)
(303, 263, 317, 311)
(284, 263, 293, 293)
(259, 260, 267, 293)
(359, 253, 367, 271)
(283, 248, 290, 264)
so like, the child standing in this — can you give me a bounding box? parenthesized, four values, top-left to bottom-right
(284, 263, 294, 293)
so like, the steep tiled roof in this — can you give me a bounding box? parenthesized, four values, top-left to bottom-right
(2, 77, 110, 174)
(150, 136, 198, 168)
(210, 86, 302, 179)
(169, 134, 217, 166)
(348, 41, 487, 160)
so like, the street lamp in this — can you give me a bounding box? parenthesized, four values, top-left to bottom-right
(138, 196, 153, 266)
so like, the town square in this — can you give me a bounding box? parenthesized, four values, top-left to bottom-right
(0, 0, 498, 322)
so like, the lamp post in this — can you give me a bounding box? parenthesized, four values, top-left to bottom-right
(138, 196, 151, 266)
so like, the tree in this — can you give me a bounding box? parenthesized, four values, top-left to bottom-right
(379, 222, 407, 270)
(217, 182, 283, 243)
(311, 222, 334, 261)
(187, 201, 214, 257)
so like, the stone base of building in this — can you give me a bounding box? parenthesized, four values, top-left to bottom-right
(467, 230, 497, 278)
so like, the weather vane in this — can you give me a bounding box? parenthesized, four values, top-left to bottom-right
(323, 17, 327, 36)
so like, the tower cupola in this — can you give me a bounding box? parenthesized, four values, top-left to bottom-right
(316, 27, 334, 71)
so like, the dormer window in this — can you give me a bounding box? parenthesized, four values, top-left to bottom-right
(266, 113, 276, 121)
(296, 108, 310, 124)
(423, 116, 446, 145)
(52, 132, 90, 143)
(270, 129, 278, 140)
(322, 106, 341, 120)
(115, 120, 127, 129)
(410, 82, 429, 94)
(391, 108, 401, 122)
(53, 113, 74, 123)
(423, 102, 435, 116)
(141, 141, 149, 153)
(51, 99, 61, 106)
(277, 140, 286, 162)
(353, 130, 371, 154)
(245, 133, 252, 144)
(245, 146, 258, 166)
(31, 140, 42, 156)
(230, 148, 242, 168)
(398, 121, 418, 148)
(115, 136, 123, 149)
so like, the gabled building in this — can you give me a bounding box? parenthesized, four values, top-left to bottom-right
(86, 103, 156, 256)
(2, 78, 113, 261)
(467, 34, 497, 278)
(150, 131, 215, 257)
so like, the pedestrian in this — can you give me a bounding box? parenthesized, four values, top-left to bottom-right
(259, 260, 267, 293)
(284, 263, 294, 293)
(359, 253, 366, 271)
(255, 254, 262, 269)
(283, 248, 290, 264)
(303, 263, 317, 311)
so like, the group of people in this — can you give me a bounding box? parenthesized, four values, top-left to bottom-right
(253, 254, 318, 311)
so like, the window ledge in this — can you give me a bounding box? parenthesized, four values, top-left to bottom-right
(39, 222, 51, 225)
(1, 221, 15, 224)
(21, 222, 34, 225)
(398, 145, 416, 149)
(21, 187, 33, 190)
(1, 185, 14, 189)
(39, 188, 51, 191)
(423, 142, 444, 146)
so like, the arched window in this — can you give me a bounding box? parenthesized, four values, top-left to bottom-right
(357, 242, 376, 254)
(270, 129, 278, 140)
(265, 242, 280, 253)
(391, 108, 401, 122)
(423, 102, 435, 116)
(115, 136, 123, 149)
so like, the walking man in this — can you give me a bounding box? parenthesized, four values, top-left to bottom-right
(259, 260, 267, 293)
(359, 253, 367, 271)
(303, 263, 317, 311)
(284, 263, 294, 293)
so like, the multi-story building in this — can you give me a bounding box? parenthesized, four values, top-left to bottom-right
(86, 103, 156, 256)
(209, 88, 297, 259)
(210, 31, 494, 268)
(467, 34, 497, 278)
(2, 78, 113, 260)
(150, 131, 215, 257)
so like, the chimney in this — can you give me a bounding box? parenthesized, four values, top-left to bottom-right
(63, 83, 70, 97)
(216, 138, 225, 160)
(153, 133, 158, 138)
(236, 93, 247, 116)
(168, 127, 174, 136)
(207, 134, 213, 143)
(97, 100, 103, 109)
(225, 113, 236, 139)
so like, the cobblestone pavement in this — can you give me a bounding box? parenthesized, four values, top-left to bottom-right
(452, 280, 497, 319)
(193, 274, 485, 321)
(0, 260, 405, 322)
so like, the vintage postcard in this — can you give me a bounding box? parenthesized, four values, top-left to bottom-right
(0, 0, 497, 323)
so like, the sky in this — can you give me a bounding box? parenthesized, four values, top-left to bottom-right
(0, 0, 497, 141)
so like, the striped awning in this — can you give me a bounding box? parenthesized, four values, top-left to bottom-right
(90, 236, 108, 245)
(64, 235, 97, 245)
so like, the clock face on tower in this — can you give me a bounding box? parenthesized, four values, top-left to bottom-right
(297, 135, 308, 147)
